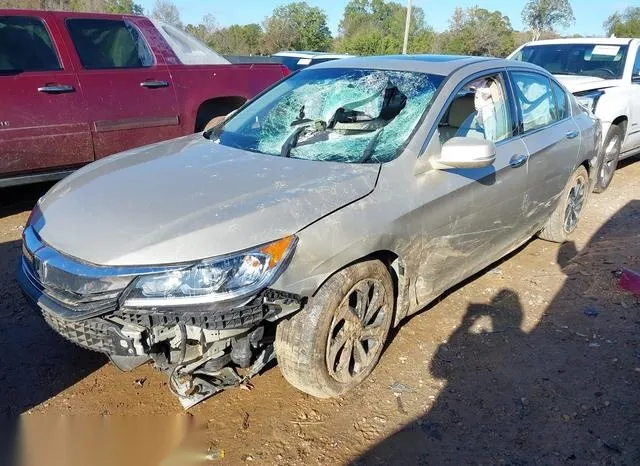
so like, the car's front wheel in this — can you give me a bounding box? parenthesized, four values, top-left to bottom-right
(275, 260, 394, 398)
(594, 124, 622, 193)
(538, 165, 589, 243)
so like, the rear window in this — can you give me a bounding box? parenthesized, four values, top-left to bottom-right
(66, 18, 154, 69)
(0, 16, 61, 72)
(513, 43, 629, 80)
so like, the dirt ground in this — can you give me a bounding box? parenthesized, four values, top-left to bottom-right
(1, 157, 639, 466)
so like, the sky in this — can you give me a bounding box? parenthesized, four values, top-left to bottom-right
(138, 0, 636, 37)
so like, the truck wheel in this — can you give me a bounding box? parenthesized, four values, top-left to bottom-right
(538, 165, 589, 243)
(275, 260, 394, 398)
(203, 115, 226, 132)
(594, 125, 622, 193)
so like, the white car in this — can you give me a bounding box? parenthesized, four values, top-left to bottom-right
(509, 38, 640, 192)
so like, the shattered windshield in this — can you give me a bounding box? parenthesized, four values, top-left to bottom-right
(211, 68, 443, 163)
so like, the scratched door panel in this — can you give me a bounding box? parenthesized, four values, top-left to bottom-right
(65, 18, 181, 159)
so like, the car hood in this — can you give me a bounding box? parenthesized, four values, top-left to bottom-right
(35, 134, 379, 266)
(554, 75, 622, 93)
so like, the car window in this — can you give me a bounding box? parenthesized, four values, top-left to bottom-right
(0, 16, 61, 72)
(437, 73, 513, 145)
(633, 50, 640, 78)
(551, 80, 569, 120)
(511, 72, 557, 132)
(66, 19, 154, 69)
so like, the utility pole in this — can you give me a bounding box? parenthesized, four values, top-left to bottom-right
(402, 0, 412, 54)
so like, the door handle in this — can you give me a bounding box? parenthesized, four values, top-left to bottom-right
(565, 130, 579, 139)
(509, 153, 528, 168)
(140, 80, 169, 88)
(37, 84, 74, 93)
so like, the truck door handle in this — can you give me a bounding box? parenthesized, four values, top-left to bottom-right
(37, 84, 74, 94)
(565, 130, 579, 139)
(509, 154, 528, 168)
(140, 80, 169, 88)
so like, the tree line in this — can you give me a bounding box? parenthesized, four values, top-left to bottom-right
(2, 0, 640, 57)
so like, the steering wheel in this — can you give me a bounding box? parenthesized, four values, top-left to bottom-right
(591, 68, 616, 78)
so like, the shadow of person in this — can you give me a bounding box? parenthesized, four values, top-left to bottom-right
(356, 200, 640, 465)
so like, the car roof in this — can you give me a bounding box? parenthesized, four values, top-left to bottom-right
(273, 51, 353, 59)
(310, 54, 543, 76)
(0, 8, 140, 20)
(521, 37, 637, 47)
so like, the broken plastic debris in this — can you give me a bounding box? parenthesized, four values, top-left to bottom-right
(618, 268, 640, 296)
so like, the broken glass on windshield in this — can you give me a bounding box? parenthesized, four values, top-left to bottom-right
(215, 68, 444, 163)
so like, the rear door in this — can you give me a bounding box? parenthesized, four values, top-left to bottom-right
(0, 12, 92, 179)
(61, 16, 180, 159)
(509, 70, 580, 228)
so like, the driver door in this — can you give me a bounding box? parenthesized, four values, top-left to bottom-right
(413, 71, 531, 307)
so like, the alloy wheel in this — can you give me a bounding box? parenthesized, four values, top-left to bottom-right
(326, 279, 389, 384)
(600, 134, 621, 186)
(563, 175, 586, 233)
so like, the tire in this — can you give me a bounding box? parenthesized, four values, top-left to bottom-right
(203, 115, 226, 132)
(275, 260, 394, 398)
(594, 124, 622, 193)
(538, 165, 589, 243)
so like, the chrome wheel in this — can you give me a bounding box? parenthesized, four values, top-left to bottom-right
(600, 134, 621, 186)
(563, 175, 586, 233)
(326, 279, 389, 384)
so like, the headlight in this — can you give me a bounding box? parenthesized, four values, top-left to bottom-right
(123, 235, 296, 307)
(575, 90, 604, 113)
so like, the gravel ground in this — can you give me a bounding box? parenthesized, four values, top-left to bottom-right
(1, 157, 639, 465)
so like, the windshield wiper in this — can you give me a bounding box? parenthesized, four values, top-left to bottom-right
(280, 126, 307, 158)
(359, 128, 383, 163)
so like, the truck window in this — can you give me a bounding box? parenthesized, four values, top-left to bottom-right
(0, 16, 61, 72)
(148, 19, 229, 65)
(66, 19, 154, 69)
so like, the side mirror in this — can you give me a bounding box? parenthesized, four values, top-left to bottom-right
(435, 137, 496, 169)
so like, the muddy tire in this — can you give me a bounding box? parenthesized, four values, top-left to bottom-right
(594, 124, 622, 193)
(275, 260, 394, 398)
(538, 165, 589, 243)
(203, 115, 226, 132)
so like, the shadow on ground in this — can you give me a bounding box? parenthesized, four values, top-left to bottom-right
(356, 200, 640, 465)
(0, 183, 105, 416)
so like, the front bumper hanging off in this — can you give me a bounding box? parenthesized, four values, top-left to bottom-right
(17, 228, 302, 408)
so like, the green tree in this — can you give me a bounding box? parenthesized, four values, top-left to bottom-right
(438, 7, 515, 57)
(104, 0, 144, 15)
(337, 0, 434, 55)
(604, 7, 640, 37)
(210, 24, 264, 55)
(262, 2, 332, 53)
(521, 0, 574, 41)
(151, 0, 182, 28)
(185, 14, 217, 43)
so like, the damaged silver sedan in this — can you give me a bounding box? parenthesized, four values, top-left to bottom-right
(18, 55, 601, 408)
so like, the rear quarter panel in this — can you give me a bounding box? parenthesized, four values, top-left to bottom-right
(167, 64, 288, 133)
(573, 101, 602, 189)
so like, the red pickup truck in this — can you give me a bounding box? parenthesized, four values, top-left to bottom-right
(0, 10, 289, 187)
